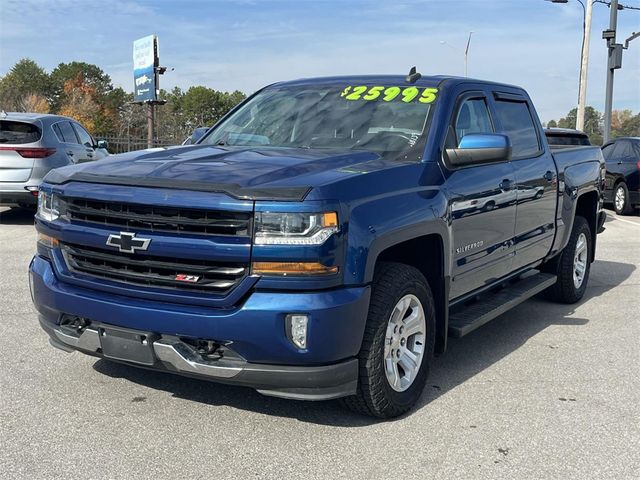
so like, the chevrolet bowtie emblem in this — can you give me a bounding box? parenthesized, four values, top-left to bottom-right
(106, 232, 151, 254)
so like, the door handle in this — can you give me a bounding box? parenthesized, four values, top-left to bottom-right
(86, 152, 94, 158)
(499, 179, 513, 191)
(66, 151, 74, 156)
(543, 171, 554, 182)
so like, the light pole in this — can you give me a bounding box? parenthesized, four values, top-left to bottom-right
(550, 0, 593, 132)
(440, 32, 473, 77)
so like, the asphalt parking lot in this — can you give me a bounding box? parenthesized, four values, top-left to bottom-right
(0, 206, 638, 480)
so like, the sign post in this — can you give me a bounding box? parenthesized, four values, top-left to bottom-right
(132, 35, 165, 148)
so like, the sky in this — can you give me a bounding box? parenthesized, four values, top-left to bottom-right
(0, 0, 639, 123)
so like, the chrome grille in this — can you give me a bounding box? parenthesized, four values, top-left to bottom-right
(62, 197, 251, 237)
(61, 243, 248, 294)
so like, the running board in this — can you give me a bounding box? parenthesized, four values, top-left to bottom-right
(448, 272, 557, 338)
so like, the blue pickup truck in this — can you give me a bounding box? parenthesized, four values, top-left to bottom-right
(30, 73, 606, 418)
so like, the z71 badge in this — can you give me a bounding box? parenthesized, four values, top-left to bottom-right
(174, 274, 200, 283)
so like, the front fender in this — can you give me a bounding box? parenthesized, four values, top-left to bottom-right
(344, 188, 449, 285)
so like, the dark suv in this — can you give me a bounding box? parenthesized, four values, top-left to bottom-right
(602, 137, 640, 215)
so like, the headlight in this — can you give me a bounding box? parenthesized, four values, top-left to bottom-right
(254, 212, 339, 245)
(37, 191, 61, 222)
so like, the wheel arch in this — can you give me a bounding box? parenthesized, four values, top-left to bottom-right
(373, 233, 450, 355)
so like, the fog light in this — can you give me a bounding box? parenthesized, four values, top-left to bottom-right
(286, 314, 309, 350)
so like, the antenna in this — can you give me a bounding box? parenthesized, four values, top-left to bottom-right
(405, 66, 422, 83)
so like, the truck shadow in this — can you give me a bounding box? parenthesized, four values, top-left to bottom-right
(92, 259, 635, 427)
(0, 207, 35, 225)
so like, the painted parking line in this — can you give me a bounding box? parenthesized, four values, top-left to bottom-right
(611, 215, 640, 227)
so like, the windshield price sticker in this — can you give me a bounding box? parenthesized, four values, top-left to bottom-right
(340, 86, 438, 104)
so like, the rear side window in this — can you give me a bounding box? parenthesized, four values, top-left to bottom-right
(546, 134, 590, 146)
(494, 100, 540, 158)
(53, 121, 79, 144)
(601, 143, 616, 160)
(0, 120, 42, 144)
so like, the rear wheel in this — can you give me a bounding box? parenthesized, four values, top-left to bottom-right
(340, 262, 435, 418)
(544, 216, 591, 304)
(614, 182, 633, 215)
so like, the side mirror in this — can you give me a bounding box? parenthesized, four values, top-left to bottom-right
(445, 134, 511, 167)
(96, 139, 109, 149)
(190, 128, 208, 144)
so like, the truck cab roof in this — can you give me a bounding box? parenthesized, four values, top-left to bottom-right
(271, 74, 524, 92)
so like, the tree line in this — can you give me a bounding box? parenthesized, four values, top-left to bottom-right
(1, 58, 638, 147)
(0, 58, 246, 143)
(546, 106, 639, 146)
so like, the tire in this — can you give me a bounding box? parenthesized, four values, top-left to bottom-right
(340, 262, 435, 418)
(483, 201, 496, 212)
(544, 216, 591, 304)
(613, 182, 633, 215)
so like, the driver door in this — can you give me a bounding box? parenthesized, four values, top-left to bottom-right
(445, 92, 517, 299)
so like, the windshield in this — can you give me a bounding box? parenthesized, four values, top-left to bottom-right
(201, 83, 438, 160)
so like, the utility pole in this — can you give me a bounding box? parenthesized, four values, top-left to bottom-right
(147, 102, 154, 149)
(464, 32, 473, 78)
(576, 0, 593, 132)
(603, 0, 620, 144)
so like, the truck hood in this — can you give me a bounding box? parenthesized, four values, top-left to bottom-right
(44, 145, 380, 201)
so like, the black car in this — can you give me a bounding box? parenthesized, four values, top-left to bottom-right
(602, 137, 640, 215)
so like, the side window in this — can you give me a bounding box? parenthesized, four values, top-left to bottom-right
(609, 141, 628, 161)
(601, 143, 616, 161)
(445, 96, 494, 148)
(494, 100, 540, 158)
(52, 124, 64, 143)
(55, 121, 79, 144)
(454, 98, 493, 142)
(72, 123, 94, 147)
(618, 141, 635, 162)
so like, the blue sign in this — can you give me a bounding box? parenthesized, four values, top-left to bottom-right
(133, 35, 157, 102)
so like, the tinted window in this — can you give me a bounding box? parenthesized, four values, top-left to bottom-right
(72, 123, 93, 147)
(601, 143, 616, 160)
(495, 100, 540, 158)
(607, 141, 629, 161)
(546, 134, 590, 146)
(52, 124, 64, 142)
(0, 120, 41, 144)
(617, 140, 635, 161)
(455, 98, 493, 141)
(55, 121, 79, 144)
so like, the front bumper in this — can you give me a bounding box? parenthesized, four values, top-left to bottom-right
(30, 255, 370, 400)
(39, 317, 358, 400)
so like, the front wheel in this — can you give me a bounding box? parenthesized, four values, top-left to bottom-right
(340, 262, 435, 418)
